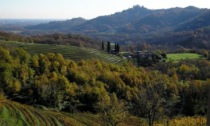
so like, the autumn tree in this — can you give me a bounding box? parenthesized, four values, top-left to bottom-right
(100, 93, 128, 126)
(134, 72, 179, 126)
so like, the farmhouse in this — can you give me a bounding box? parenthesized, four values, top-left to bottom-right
(132, 51, 166, 66)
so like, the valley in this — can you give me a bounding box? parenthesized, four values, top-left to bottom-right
(0, 4, 210, 126)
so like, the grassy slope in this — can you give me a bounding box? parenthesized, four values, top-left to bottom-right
(0, 40, 122, 64)
(167, 53, 202, 62)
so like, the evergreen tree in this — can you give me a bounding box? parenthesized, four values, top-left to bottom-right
(116, 43, 120, 53)
(114, 43, 120, 54)
(102, 41, 104, 51)
(114, 43, 117, 53)
(107, 41, 111, 53)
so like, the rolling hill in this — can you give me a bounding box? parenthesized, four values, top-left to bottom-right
(25, 5, 210, 49)
(27, 6, 208, 34)
(27, 5, 153, 33)
(27, 18, 87, 32)
(0, 40, 122, 64)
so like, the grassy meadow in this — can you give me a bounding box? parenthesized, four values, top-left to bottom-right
(166, 53, 202, 62)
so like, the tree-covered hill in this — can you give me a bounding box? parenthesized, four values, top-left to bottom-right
(175, 10, 210, 31)
(27, 6, 208, 34)
(23, 5, 210, 49)
(27, 6, 153, 33)
(26, 18, 87, 32)
(0, 46, 208, 125)
(2, 6, 210, 49)
(119, 6, 205, 33)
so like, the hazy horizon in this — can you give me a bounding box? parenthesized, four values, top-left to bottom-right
(0, 0, 210, 20)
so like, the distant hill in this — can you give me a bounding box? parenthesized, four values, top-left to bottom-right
(27, 17, 87, 32)
(175, 10, 210, 31)
(0, 5, 203, 49)
(71, 5, 153, 33)
(122, 6, 205, 33)
(26, 6, 209, 34)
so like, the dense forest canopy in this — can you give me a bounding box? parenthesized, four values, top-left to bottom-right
(0, 46, 209, 125)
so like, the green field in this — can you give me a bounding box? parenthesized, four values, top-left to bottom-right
(0, 40, 122, 64)
(166, 53, 202, 61)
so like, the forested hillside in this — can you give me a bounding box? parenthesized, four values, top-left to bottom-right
(1, 6, 210, 49)
(24, 6, 210, 50)
(27, 6, 208, 33)
(27, 18, 87, 32)
(0, 46, 208, 125)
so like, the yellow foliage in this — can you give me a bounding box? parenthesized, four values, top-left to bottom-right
(155, 116, 206, 126)
(13, 79, 21, 92)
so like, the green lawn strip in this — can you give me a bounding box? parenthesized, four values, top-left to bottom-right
(166, 53, 202, 62)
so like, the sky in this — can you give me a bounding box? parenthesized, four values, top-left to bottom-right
(0, 0, 210, 19)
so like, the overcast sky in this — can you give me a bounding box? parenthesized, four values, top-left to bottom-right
(0, 0, 209, 19)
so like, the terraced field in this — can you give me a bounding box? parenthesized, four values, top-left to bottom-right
(0, 40, 122, 64)
(0, 98, 101, 126)
(0, 98, 144, 126)
(0, 98, 206, 126)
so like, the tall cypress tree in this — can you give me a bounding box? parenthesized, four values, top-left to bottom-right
(107, 41, 111, 53)
(115, 43, 120, 53)
(118, 44, 120, 52)
(114, 43, 117, 53)
(102, 41, 104, 50)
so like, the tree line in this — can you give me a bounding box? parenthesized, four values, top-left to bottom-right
(0, 32, 100, 49)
